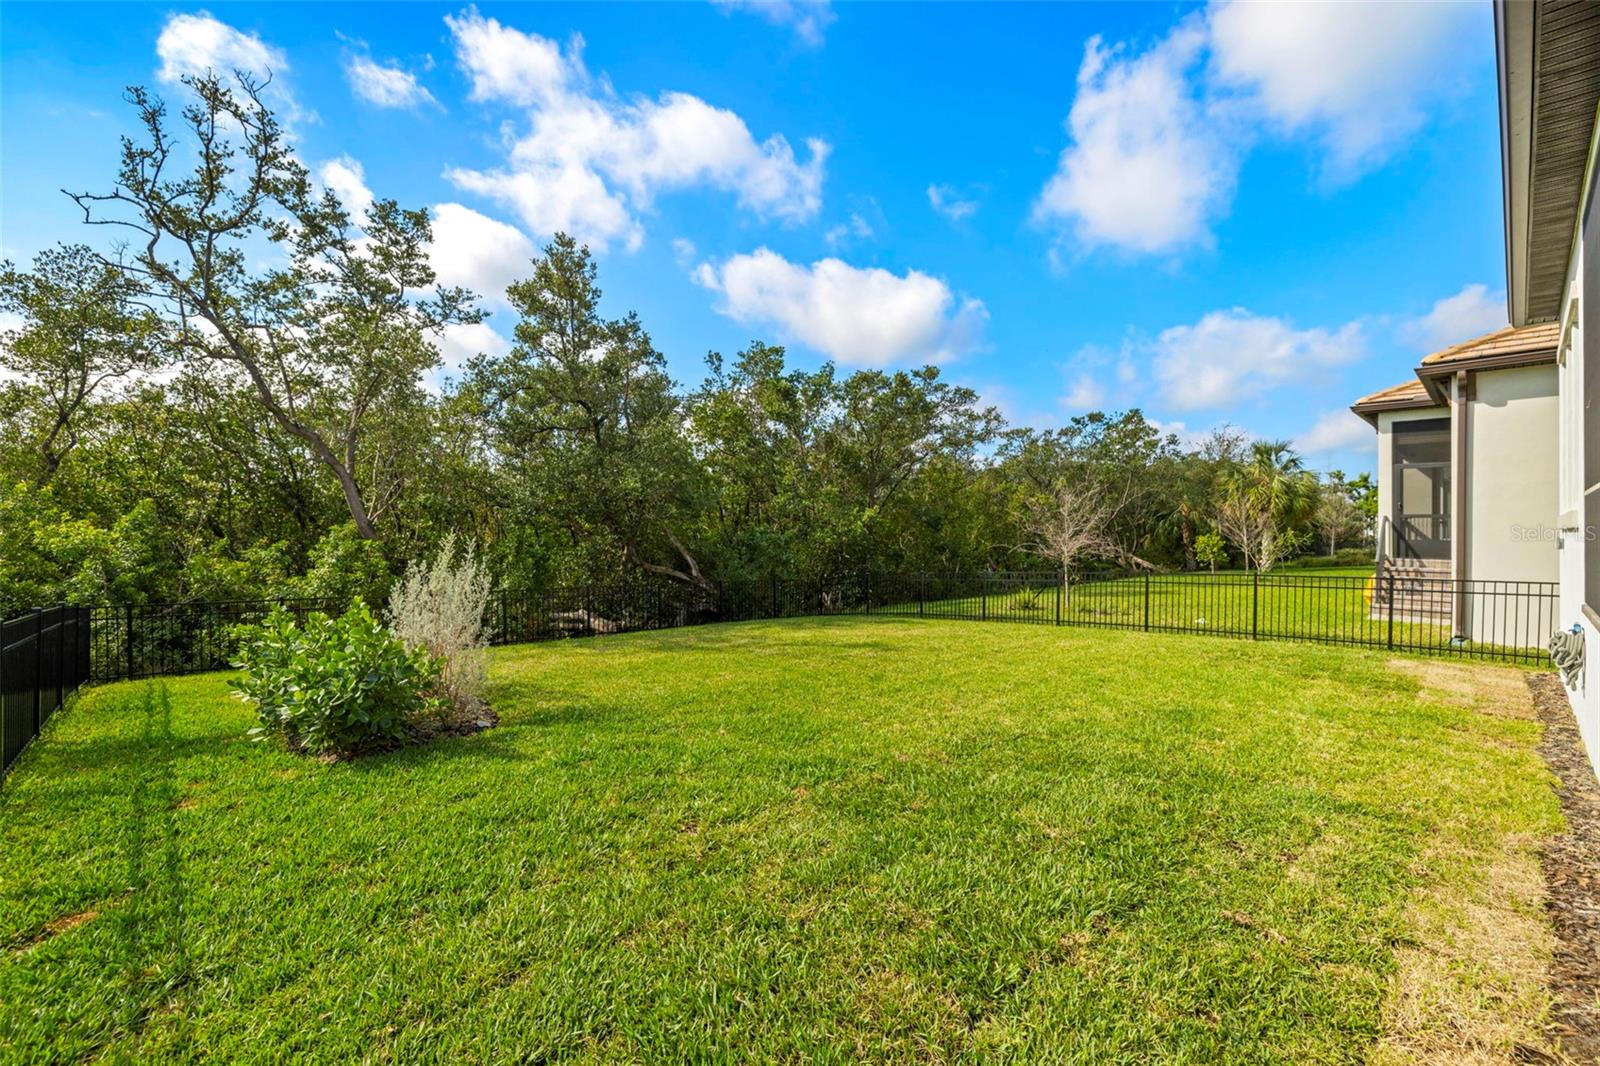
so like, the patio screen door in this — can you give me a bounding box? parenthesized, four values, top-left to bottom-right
(1392, 417, 1450, 560)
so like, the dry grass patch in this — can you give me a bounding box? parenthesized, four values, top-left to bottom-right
(1387, 658, 1538, 720)
(1374, 660, 1564, 1064)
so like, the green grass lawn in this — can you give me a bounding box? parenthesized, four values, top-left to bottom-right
(0, 617, 1560, 1062)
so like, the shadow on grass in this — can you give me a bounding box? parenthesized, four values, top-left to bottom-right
(112, 682, 190, 1046)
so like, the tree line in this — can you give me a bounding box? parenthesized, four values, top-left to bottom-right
(0, 73, 1375, 617)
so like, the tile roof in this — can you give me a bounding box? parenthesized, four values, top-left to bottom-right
(1418, 322, 1560, 367)
(1352, 379, 1434, 409)
(1350, 322, 1558, 422)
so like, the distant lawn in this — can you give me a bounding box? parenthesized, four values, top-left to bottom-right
(0, 617, 1561, 1061)
(882, 566, 1551, 659)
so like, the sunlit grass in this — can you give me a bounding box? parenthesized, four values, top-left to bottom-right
(0, 617, 1557, 1061)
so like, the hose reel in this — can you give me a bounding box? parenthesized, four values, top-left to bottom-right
(1550, 625, 1585, 687)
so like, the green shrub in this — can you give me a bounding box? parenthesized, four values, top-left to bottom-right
(1195, 531, 1228, 573)
(232, 603, 442, 757)
(292, 523, 394, 607)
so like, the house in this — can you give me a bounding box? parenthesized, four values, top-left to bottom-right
(1350, 324, 1560, 604)
(1494, 0, 1600, 772)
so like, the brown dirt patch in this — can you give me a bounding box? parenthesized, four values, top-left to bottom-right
(6, 908, 101, 956)
(1528, 672, 1600, 1062)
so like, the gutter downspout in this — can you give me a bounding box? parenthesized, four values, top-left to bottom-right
(1453, 370, 1470, 638)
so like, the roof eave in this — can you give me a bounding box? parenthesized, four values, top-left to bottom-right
(1413, 346, 1558, 402)
(1349, 398, 1432, 428)
(1496, 0, 1536, 327)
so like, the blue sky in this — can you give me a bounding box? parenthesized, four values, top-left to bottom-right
(1, 1, 1509, 474)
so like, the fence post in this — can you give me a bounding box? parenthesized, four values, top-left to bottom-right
(1055, 572, 1062, 626)
(1386, 574, 1396, 651)
(770, 573, 778, 618)
(56, 604, 65, 712)
(1143, 572, 1151, 632)
(981, 576, 988, 621)
(124, 603, 135, 680)
(919, 573, 925, 617)
(1251, 569, 1259, 641)
(864, 571, 871, 615)
(32, 607, 43, 733)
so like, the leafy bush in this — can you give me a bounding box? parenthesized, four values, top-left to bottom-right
(1195, 531, 1228, 573)
(292, 523, 394, 608)
(1284, 547, 1374, 569)
(232, 603, 442, 756)
(387, 535, 493, 721)
(1013, 585, 1043, 612)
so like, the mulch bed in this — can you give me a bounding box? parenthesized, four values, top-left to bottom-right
(1528, 672, 1600, 1062)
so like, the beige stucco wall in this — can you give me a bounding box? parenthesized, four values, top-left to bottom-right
(1466, 363, 1559, 583)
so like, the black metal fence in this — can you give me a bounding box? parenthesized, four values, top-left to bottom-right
(864, 571, 1560, 663)
(2, 605, 92, 778)
(86, 598, 345, 682)
(0, 567, 1564, 772)
(80, 575, 870, 683)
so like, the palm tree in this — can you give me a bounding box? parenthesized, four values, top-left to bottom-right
(1244, 441, 1316, 525)
(1213, 440, 1318, 571)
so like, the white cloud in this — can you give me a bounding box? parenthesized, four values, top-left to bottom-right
(1294, 408, 1374, 455)
(1034, 3, 1474, 258)
(1208, 0, 1476, 179)
(310, 170, 537, 313)
(433, 321, 512, 378)
(671, 238, 698, 266)
(318, 156, 374, 218)
(1407, 283, 1507, 353)
(155, 13, 301, 122)
(345, 53, 439, 110)
(1147, 307, 1366, 411)
(1149, 419, 1217, 451)
(157, 12, 284, 83)
(714, 0, 835, 46)
(446, 161, 641, 253)
(824, 212, 873, 248)
(927, 184, 979, 222)
(428, 203, 536, 310)
(1061, 373, 1107, 411)
(694, 248, 986, 367)
(1034, 23, 1235, 255)
(443, 9, 828, 251)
